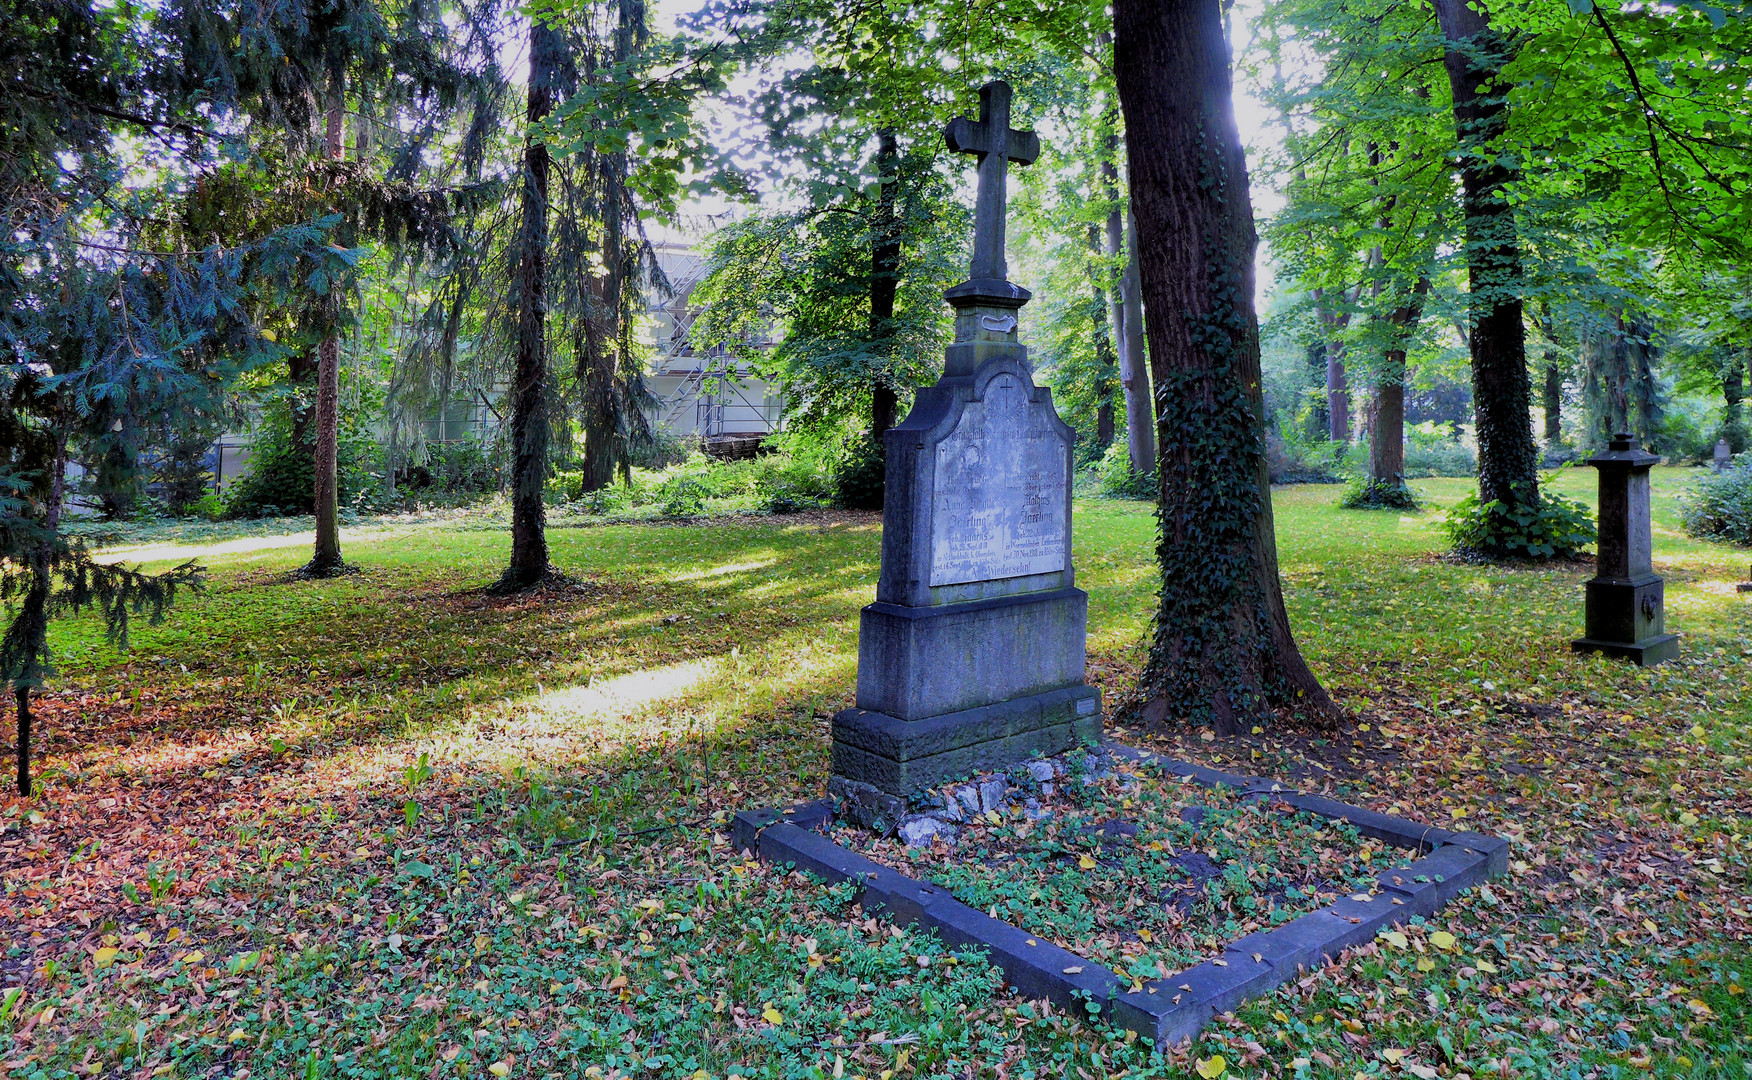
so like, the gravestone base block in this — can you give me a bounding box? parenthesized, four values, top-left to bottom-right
(1571, 573, 1677, 667)
(832, 684, 1101, 808)
(1571, 634, 1680, 667)
(855, 588, 1089, 720)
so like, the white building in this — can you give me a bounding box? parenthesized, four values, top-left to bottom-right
(645, 241, 783, 448)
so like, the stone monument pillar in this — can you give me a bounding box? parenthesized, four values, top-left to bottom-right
(830, 82, 1100, 829)
(1571, 432, 1678, 666)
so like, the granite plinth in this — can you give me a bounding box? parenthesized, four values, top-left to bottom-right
(855, 588, 1088, 720)
(832, 684, 1101, 795)
(1572, 634, 1680, 666)
(1572, 435, 1677, 667)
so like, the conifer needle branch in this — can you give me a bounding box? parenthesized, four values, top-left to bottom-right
(13, 84, 220, 142)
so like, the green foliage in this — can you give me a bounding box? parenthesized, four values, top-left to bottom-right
(1095, 441, 1155, 500)
(1265, 426, 1347, 485)
(1679, 454, 1752, 546)
(689, 161, 964, 439)
(1442, 487, 1596, 560)
(1339, 477, 1421, 511)
(398, 440, 499, 497)
(550, 451, 835, 520)
(1404, 421, 1478, 478)
(223, 408, 378, 519)
(831, 434, 887, 511)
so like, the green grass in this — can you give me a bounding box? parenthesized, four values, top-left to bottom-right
(1, 467, 1748, 1080)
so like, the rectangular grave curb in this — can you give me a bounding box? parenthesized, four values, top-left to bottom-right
(733, 742, 1506, 1048)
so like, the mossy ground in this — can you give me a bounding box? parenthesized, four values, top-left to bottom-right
(2, 468, 1748, 1079)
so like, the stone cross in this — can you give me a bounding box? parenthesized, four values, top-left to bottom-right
(945, 81, 1040, 284)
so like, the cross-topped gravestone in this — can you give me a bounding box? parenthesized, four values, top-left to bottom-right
(829, 80, 1100, 832)
(944, 80, 1040, 286)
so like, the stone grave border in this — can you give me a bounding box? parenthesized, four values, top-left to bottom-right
(733, 740, 1508, 1048)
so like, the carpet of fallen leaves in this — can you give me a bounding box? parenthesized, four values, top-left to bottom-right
(836, 763, 1380, 982)
(2, 474, 1749, 1080)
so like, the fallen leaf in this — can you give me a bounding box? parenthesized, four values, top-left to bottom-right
(1429, 930, 1456, 951)
(1195, 1055, 1226, 1079)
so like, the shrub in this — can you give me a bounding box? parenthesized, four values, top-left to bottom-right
(1403, 422, 1477, 478)
(658, 475, 710, 516)
(832, 434, 886, 510)
(1338, 477, 1420, 511)
(224, 408, 376, 518)
(1442, 487, 1595, 560)
(1266, 425, 1346, 484)
(1095, 441, 1156, 500)
(1679, 454, 1752, 545)
(423, 440, 499, 494)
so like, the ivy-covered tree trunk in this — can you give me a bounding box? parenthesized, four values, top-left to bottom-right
(1432, 0, 1538, 511)
(869, 129, 902, 440)
(306, 70, 347, 577)
(1113, 0, 1333, 733)
(500, 18, 561, 590)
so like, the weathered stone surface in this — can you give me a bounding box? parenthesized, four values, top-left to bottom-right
(898, 816, 955, 847)
(831, 712, 1100, 796)
(827, 775, 905, 834)
(977, 778, 1010, 812)
(876, 360, 1077, 610)
(928, 372, 1068, 587)
(854, 588, 1089, 720)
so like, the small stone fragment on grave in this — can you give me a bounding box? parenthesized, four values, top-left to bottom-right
(978, 778, 1010, 812)
(1026, 760, 1056, 783)
(899, 816, 955, 848)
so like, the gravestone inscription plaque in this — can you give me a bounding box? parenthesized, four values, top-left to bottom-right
(929, 373, 1069, 587)
(830, 81, 1100, 829)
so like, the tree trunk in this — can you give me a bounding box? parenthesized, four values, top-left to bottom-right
(1096, 52, 1156, 478)
(14, 685, 28, 798)
(1086, 223, 1119, 452)
(1119, 215, 1156, 475)
(1542, 360, 1564, 443)
(500, 19, 561, 589)
(1371, 276, 1430, 486)
(1722, 351, 1747, 453)
(869, 129, 902, 440)
(1113, 0, 1333, 733)
(1326, 338, 1350, 442)
(1432, 0, 1538, 511)
(306, 71, 347, 576)
(579, 1, 640, 493)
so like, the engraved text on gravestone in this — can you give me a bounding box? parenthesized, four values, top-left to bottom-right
(928, 373, 1068, 587)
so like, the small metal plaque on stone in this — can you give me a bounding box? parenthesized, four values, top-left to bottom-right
(929, 373, 1067, 587)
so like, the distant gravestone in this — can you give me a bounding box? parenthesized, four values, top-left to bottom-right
(829, 81, 1100, 830)
(1572, 432, 1678, 666)
(1714, 438, 1732, 471)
